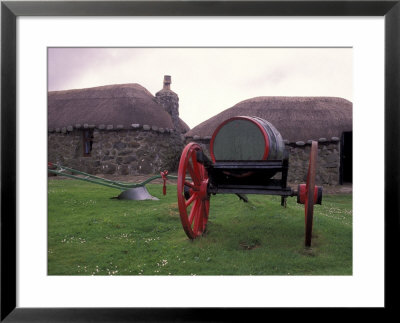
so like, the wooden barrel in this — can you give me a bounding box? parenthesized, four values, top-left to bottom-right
(210, 116, 285, 162)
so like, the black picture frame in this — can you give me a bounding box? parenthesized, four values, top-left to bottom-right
(1, 1, 399, 321)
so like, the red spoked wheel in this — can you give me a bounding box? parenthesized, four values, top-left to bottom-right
(304, 141, 318, 247)
(177, 143, 210, 239)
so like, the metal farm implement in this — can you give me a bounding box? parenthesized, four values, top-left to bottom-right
(48, 163, 173, 200)
(176, 116, 322, 247)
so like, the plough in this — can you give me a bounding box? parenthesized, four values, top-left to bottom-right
(48, 162, 173, 200)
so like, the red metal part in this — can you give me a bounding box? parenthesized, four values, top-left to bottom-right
(297, 184, 322, 205)
(209, 116, 270, 163)
(304, 141, 318, 247)
(160, 170, 168, 195)
(177, 143, 210, 239)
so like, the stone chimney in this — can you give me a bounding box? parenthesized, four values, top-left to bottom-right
(163, 75, 171, 91)
(155, 75, 180, 131)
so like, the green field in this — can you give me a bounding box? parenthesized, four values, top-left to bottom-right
(48, 178, 352, 276)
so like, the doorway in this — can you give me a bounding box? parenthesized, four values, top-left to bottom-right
(340, 131, 352, 184)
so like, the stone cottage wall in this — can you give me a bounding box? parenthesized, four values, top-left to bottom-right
(285, 138, 341, 185)
(184, 136, 341, 185)
(48, 125, 184, 175)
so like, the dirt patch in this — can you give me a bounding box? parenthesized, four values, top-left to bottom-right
(239, 240, 261, 250)
(317, 183, 352, 194)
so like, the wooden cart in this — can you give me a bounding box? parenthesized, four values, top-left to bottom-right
(177, 116, 322, 247)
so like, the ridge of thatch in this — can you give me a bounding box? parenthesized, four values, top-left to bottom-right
(179, 118, 190, 133)
(48, 83, 189, 132)
(185, 96, 352, 142)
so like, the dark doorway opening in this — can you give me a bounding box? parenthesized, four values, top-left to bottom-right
(83, 129, 94, 157)
(340, 131, 352, 184)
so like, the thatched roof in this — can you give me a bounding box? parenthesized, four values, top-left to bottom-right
(179, 119, 190, 133)
(48, 83, 189, 133)
(186, 97, 352, 142)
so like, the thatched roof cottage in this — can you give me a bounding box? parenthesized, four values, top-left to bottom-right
(48, 76, 189, 175)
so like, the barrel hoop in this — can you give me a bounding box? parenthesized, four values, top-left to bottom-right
(210, 116, 270, 162)
(252, 116, 285, 160)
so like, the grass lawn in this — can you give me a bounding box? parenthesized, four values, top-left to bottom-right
(48, 178, 352, 276)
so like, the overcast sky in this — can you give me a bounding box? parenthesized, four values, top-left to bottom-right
(48, 47, 352, 129)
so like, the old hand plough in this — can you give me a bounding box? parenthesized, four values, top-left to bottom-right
(48, 162, 174, 200)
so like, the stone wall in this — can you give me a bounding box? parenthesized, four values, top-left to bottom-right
(48, 126, 184, 175)
(184, 137, 341, 185)
(285, 139, 341, 185)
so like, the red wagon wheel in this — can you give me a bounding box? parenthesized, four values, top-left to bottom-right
(177, 143, 210, 239)
(304, 141, 318, 247)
